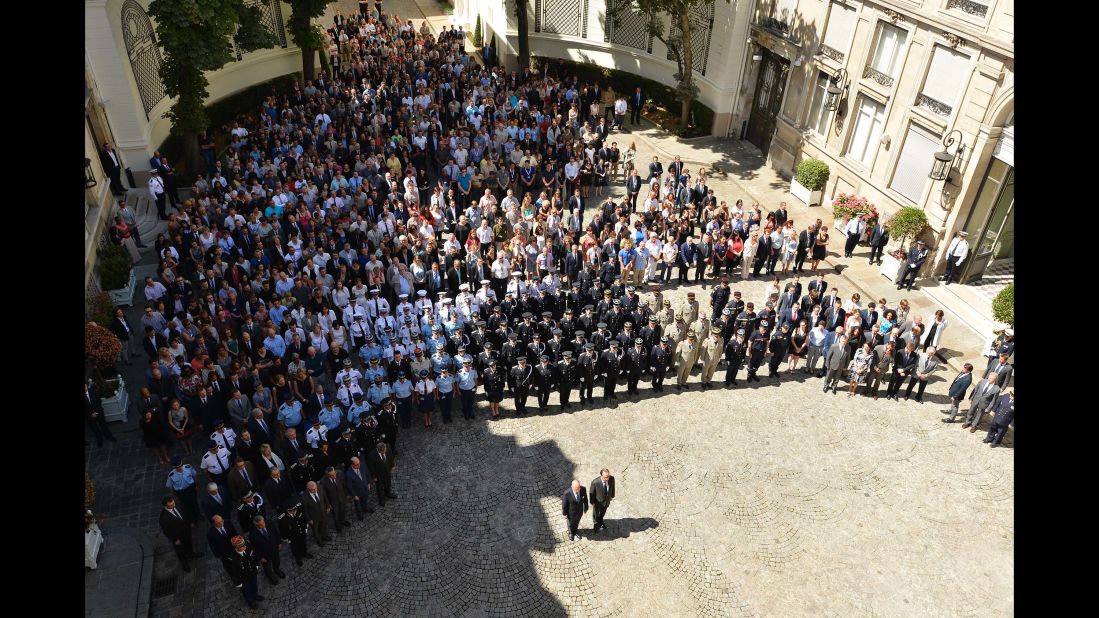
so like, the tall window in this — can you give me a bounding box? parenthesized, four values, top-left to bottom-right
(916, 45, 970, 117)
(864, 23, 907, 86)
(847, 97, 885, 166)
(889, 127, 939, 203)
(820, 2, 857, 62)
(806, 71, 832, 136)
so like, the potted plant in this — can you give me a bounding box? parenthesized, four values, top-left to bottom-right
(99, 243, 136, 306)
(830, 193, 877, 234)
(879, 207, 929, 283)
(791, 159, 829, 207)
(85, 322, 129, 423)
(992, 283, 1014, 328)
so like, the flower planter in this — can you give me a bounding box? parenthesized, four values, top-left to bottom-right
(85, 521, 104, 569)
(791, 177, 823, 207)
(879, 253, 903, 283)
(107, 271, 137, 307)
(101, 376, 130, 424)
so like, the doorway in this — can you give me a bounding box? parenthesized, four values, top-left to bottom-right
(961, 158, 1014, 283)
(745, 49, 790, 156)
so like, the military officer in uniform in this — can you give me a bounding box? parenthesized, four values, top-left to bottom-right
(376, 400, 399, 455)
(289, 452, 315, 492)
(650, 336, 674, 392)
(577, 343, 598, 404)
(236, 490, 265, 533)
(682, 292, 700, 327)
(599, 340, 624, 401)
(747, 323, 770, 382)
(556, 351, 578, 408)
(698, 327, 724, 389)
(222, 535, 264, 609)
(533, 354, 557, 411)
(723, 329, 748, 386)
(767, 323, 792, 378)
(624, 338, 648, 395)
(277, 502, 313, 566)
(481, 358, 507, 417)
(674, 332, 700, 390)
(509, 356, 533, 415)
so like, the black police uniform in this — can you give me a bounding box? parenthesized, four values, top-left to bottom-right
(577, 349, 597, 403)
(747, 329, 769, 382)
(277, 507, 311, 565)
(599, 347, 623, 400)
(650, 343, 673, 392)
(767, 329, 792, 377)
(557, 357, 577, 408)
(625, 345, 648, 394)
(724, 336, 747, 385)
(533, 360, 556, 410)
(509, 362, 534, 414)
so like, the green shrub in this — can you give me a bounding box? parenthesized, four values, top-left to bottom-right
(795, 159, 829, 191)
(473, 16, 483, 48)
(992, 283, 1014, 327)
(99, 244, 133, 291)
(86, 290, 118, 326)
(885, 206, 929, 247)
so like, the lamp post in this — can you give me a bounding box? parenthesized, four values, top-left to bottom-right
(825, 68, 848, 112)
(85, 158, 97, 189)
(929, 130, 965, 183)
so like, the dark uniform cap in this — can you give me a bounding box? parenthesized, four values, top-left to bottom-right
(760, 320, 769, 327)
(324, 394, 334, 404)
(562, 351, 573, 358)
(171, 455, 183, 466)
(722, 309, 732, 315)
(663, 299, 671, 306)
(475, 321, 487, 327)
(343, 358, 352, 366)
(522, 312, 533, 318)
(552, 329, 562, 335)
(613, 299, 621, 305)
(623, 321, 632, 328)
(733, 291, 742, 296)
(711, 327, 722, 334)
(583, 304, 594, 311)
(508, 332, 518, 339)
(207, 440, 218, 448)
(597, 322, 608, 329)
(542, 311, 552, 317)
(737, 329, 746, 335)
(540, 355, 550, 361)
(609, 340, 620, 346)
(584, 343, 595, 350)
(353, 392, 363, 400)
(419, 369, 429, 377)
(565, 308, 574, 314)
(575, 330, 586, 337)
(489, 358, 498, 364)
(214, 420, 225, 428)
(687, 333, 697, 339)
(660, 335, 670, 343)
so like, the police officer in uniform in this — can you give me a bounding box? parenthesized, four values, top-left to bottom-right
(556, 351, 578, 408)
(710, 276, 731, 321)
(201, 440, 233, 486)
(698, 327, 724, 389)
(767, 323, 792, 378)
(509, 356, 533, 415)
(723, 329, 748, 386)
(577, 343, 598, 404)
(533, 354, 557, 411)
(277, 501, 313, 566)
(166, 455, 201, 523)
(599, 340, 624, 401)
(650, 336, 673, 392)
(747, 322, 770, 382)
(481, 357, 507, 417)
(625, 338, 648, 395)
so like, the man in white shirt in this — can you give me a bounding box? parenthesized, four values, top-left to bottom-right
(613, 97, 628, 129)
(148, 168, 168, 220)
(940, 231, 970, 285)
(144, 277, 168, 302)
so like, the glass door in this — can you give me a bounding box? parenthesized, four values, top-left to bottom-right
(961, 162, 1014, 283)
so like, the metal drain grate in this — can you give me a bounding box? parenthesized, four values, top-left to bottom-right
(152, 576, 178, 599)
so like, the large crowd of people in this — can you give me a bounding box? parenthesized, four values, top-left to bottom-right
(85, 5, 1014, 610)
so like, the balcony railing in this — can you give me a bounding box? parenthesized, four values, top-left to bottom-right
(758, 16, 790, 37)
(947, 0, 989, 19)
(819, 45, 844, 62)
(916, 93, 953, 117)
(863, 66, 895, 87)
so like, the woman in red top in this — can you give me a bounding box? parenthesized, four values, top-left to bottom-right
(113, 216, 142, 263)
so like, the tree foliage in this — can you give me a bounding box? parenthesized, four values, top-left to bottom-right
(287, 0, 335, 80)
(607, 0, 726, 128)
(992, 283, 1014, 327)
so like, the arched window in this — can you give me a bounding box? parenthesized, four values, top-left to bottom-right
(121, 0, 166, 118)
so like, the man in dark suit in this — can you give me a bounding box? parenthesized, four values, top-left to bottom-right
(795, 225, 816, 273)
(366, 441, 397, 506)
(897, 240, 930, 291)
(200, 483, 233, 522)
(227, 457, 259, 502)
(867, 220, 890, 265)
(248, 515, 286, 584)
(85, 382, 117, 447)
(247, 409, 277, 448)
(99, 142, 126, 194)
(941, 363, 974, 421)
(108, 308, 137, 365)
(630, 87, 643, 125)
(299, 480, 331, 547)
(160, 496, 202, 572)
(561, 480, 589, 541)
(807, 274, 828, 298)
(319, 466, 351, 533)
(446, 259, 466, 297)
(206, 514, 239, 560)
(646, 156, 663, 183)
(344, 456, 375, 520)
(886, 342, 918, 400)
(983, 353, 1014, 388)
(263, 467, 294, 511)
(961, 374, 1000, 433)
(589, 469, 616, 533)
(983, 390, 1014, 447)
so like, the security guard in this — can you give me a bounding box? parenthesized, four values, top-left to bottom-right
(456, 360, 479, 419)
(649, 336, 674, 393)
(577, 343, 598, 404)
(355, 416, 379, 456)
(500, 332, 521, 370)
(392, 371, 415, 428)
(767, 323, 793, 378)
(599, 340, 624, 401)
(734, 302, 757, 334)
(236, 490, 265, 533)
(674, 332, 700, 390)
(289, 452, 315, 492)
(624, 338, 648, 395)
(556, 351, 578, 409)
(533, 354, 557, 411)
(277, 399, 305, 435)
(747, 322, 770, 383)
(334, 358, 363, 389)
(509, 356, 534, 415)
(699, 327, 725, 389)
(723, 329, 748, 386)
(277, 501, 313, 566)
(165, 455, 201, 522)
(201, 440, 233, 485)
(346, 392, 370, 425)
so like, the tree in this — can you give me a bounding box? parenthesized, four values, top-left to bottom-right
(608, 0, 727, 128)
(515, 0, 530, 70)
(148, 0, 274, 173)
(287, 0, 335, 83)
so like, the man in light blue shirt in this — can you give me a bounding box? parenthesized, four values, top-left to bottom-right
(269, 299, 287, 326)
(456, 360, 479, 420)
(392, 372, 414, 429)
(263, 329, 287, 358)
(367, 376, 392, 407)
(274, 273, 295, 296)
(346, 393, 370, 425)
(435, 367, 455, 423)
(277, 399, 304, 434)
(318, 397, 343, 432)
(431, 345, 454, 375)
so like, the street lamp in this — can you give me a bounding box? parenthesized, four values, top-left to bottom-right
(85, 158, 97, 189)
(825, 68, 848, 112)
(929, 130, 965, 182)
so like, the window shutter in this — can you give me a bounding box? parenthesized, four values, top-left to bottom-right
(870, 23, 907, 76)
(848, 97, 884, 165)
(920, 46, 970, 107)
(822, 3, 857, 56)
(889, 127, 939, 202)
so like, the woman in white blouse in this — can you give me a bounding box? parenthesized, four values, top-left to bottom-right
(741, 231, 759, 280)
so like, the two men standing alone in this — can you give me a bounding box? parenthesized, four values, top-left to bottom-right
(561, 469, 617, 541)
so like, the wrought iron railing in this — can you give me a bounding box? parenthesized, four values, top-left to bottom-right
(916, 93, 952, 116)
(862, 65, 894, 87)
(947, 0, 989, 19)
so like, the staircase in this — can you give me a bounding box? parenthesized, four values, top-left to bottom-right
(122, 188, 167, 254)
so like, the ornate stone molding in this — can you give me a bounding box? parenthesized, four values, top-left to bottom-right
(883, 9, 904, 24)
(943, 32, 966, 49)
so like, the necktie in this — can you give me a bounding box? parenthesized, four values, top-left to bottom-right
(220, 527, 227, 536)
(261, 528, 268, 537)
(242, 469, 251, 486)
(173, 509, 182, 519)
(313, 493, 319, 502)
(574, 492, 578, 501)
(215, 494, 222, 505)
(260, 420, 268, 433)
(603, 481, 608, 493)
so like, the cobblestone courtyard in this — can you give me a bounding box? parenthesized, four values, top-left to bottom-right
(196, 349, 1014, 617)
